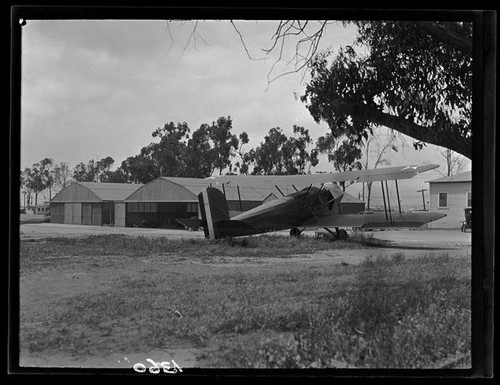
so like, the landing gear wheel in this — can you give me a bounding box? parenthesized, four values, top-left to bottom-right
(336, 228, 348, 240)
(290, 227, 302, 237)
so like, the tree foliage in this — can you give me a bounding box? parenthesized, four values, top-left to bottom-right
(301, 21, 472, 159)
(209, 116, 240, 175)
(360, 129, 401, 208)
(438, 148, 470, 177)
(316, 134, 362, 173)
(73, 156, 116, 183)
(21, 158, 54, 205)
(52, 162, 73, 190)
(233, 131, 251, 175)
(248, 126, 319, 175)
(316, 134, 362, 190)
(120, 117, 243, 183)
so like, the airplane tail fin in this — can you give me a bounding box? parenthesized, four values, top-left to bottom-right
(198, 187, 230, 239)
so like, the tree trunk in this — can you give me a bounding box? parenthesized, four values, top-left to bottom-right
(366, 182, 373, 210)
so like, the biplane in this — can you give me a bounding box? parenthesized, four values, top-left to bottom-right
(176, 165, 446, 240)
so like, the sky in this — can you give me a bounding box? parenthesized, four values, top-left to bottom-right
(20, 19, 470, 208)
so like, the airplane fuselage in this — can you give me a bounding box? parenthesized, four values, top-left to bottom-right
(230, 185, 340, 233)
(178, 165, 447, 239)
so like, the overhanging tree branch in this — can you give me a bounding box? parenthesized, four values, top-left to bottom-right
(412, 21, 472, 56)
(341, 101, 472, 159)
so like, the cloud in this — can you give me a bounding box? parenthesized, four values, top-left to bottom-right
(21, 19, 440, 177)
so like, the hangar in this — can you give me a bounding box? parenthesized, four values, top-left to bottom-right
(50, 177, 365, 228)
(50, 182, 142, 226)
(123, 177, 265, 228)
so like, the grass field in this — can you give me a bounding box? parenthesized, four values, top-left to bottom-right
(19, 234, 471, 369)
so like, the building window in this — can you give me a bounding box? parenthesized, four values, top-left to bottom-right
(438, 192, 448, 208)
(187, 202, 198, 212)
(127, 203, 139, 212)
(467, 191, 472, 208)
(144, 202, 157, 212)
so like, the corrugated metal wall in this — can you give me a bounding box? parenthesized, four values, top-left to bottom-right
(49, 202, 106, 226)
(91, 203, 102, 226)
(115, 203, 126, 227)
(49, 203, 65, 223)
(102, 202, 114, 225)
(63, 203, 82, 224)
(72, 203, 82, 224)
(63, 203, 72, 224)
(82, 203, 92, 225)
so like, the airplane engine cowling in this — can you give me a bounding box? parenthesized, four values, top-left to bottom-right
(324, 183, 344, 214)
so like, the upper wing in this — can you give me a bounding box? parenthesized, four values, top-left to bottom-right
(207, 164, 439, 187)
(327, 164, 439, 183)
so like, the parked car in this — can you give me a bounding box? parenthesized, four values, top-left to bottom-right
(461, 208, 471, 232)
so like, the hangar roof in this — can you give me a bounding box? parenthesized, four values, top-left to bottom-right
(125, 176, 366, 203)
(51, 178, 365, 204)
(160, 177, 212, 196)
(51, 182, 142, 202)
(78, 182, 143, 200)
(125, 178, 204, 202)
(125, 177, 272, 202)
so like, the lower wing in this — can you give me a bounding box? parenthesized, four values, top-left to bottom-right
(305, 212, 446, 228)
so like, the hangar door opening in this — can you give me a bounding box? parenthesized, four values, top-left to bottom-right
(126, 202, 198, 228)
(158, 202, 198, 228)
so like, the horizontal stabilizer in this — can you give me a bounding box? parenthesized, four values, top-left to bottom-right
(176, 218, 204, 230)
(176, 217, 259, 238)
(211, 220, 260, 238)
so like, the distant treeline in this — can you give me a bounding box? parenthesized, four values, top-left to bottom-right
(21, 116, 367, 205)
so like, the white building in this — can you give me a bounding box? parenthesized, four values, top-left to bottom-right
(426, 171, 471, 229)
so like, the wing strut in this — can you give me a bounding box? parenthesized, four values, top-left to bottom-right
(381, 181, 388, 221)
(395, 180, 402, 214)
(237, 185, 243, 212)
(385, 180, 393, 224)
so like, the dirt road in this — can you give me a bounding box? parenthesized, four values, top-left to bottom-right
(20, 223, 471, 249)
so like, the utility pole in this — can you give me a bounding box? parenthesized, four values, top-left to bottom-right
(417, 189, 427, 211)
